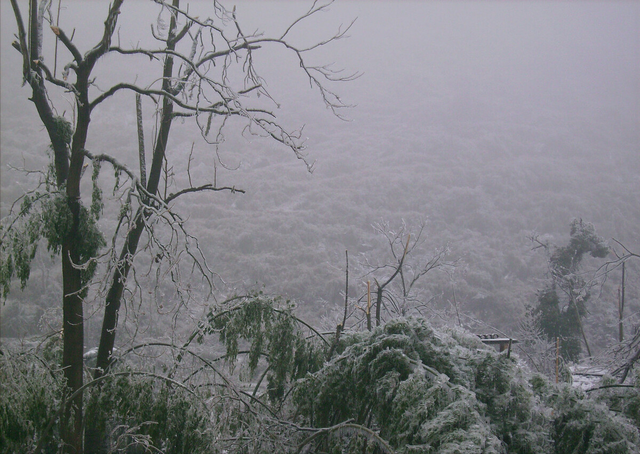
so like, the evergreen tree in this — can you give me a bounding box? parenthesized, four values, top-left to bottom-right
(534, 219, 609, 361)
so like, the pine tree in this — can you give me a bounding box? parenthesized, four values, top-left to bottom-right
(534, 219, 609, 360)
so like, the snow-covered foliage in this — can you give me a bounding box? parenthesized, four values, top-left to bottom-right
(0, 336, 64, 453)
(550, 385, 639, 454)
(294, 318, 639, 453)
(2, 310, 639, 453)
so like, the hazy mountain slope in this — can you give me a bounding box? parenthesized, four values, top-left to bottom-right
(1, 1, 638, 348)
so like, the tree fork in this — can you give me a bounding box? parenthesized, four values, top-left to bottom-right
(93, 0, 180, 381)
(10, 0, 70, 185)
(89, 5, 183, 450)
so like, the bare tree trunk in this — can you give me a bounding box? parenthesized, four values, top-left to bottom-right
(136, 94, 147, 187)
(9, 0, 123, 450)
(374, 234, 409, 326)
(10, 1, 85, 451)
(619, 262, 626, 343)
(93, 0, 179, 382)
(328, 251, 349, 359)
(572, 295, 592, 358)
(555, 337, 560, 383)
(93, 217, 145, 379)
(367, 281, 371, 331)
(88, 4, 179, 452)
(342, 250, 349, 328)
(375, 284, 383, 327)
(452, 286, 462, 327)
(60, 55, 94, 453)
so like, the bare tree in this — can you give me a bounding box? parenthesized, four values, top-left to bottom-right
(597, 239, 640, 383)
(2, 1, 355, 452)
(361, 220, 454, 327)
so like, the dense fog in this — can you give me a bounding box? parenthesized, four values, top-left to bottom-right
(1, 0, 639, 352)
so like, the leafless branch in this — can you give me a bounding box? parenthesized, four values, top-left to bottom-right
(165, 184, 245, 204)
(84, 0, 124, 67)
(50, 25, 82, 63)
(9, 0, 31, 83)
(33, 58, 79, 94)
(611, 238, 640, 260)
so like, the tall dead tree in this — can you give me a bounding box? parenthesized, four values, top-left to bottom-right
(3, 1, 356, 452)
(619, 261, 626, 343)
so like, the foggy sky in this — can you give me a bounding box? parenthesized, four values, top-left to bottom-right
(1, 1, 639, 329)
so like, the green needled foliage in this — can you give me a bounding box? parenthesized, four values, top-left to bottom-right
(199, 294, 327, 401)
(83, 369, 214, 454)
(294, 318, 639, 454)
(294, 319, 519, 452)
(0, 163, 105, 299)
(0, 338, 64, 454)
(533, 219, 609, 361)
(2, 314, 640, 453)
(1, 341, 215, 454)
(550, 385, 640, 454)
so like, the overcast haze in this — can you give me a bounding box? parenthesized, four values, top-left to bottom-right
(1, 1, 639, 343)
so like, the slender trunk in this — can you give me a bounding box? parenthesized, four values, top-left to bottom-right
(85, 215, 144, 454)
(342, 250, 348, 328)
(374, 236, 409, 326)
(573, 295, 592, 358)
(136, 94, 147, 188)
(93, 0, 178, 380)
(556, 337, 560, 383)
(452, 286, 462, 327)
(93, 216, 145, 378)
(328, 251, 349, 359)
(366, 281, 371, 331)
(87, 4, 179, 452)
(619, 262, 626, 342)
(93, 54, 175, 381)
(375, 285, 383, 327)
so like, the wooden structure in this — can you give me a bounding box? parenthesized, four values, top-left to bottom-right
(477, 334, 519, 356)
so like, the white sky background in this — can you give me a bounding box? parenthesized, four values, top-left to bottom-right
(1, 0, 639, 335)
(1, 0, 639, 232)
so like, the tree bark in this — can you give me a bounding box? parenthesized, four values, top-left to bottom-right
(88, 3, 179, 452)
(572, 295, 592, 358)
(10, 1, 85, 452)
(375, 285, 383, 327)
(619, 262, 626, 343)
(61, 239, 84, 454)
(93, 0, 179, 381)
(93, 216, 145, 379)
